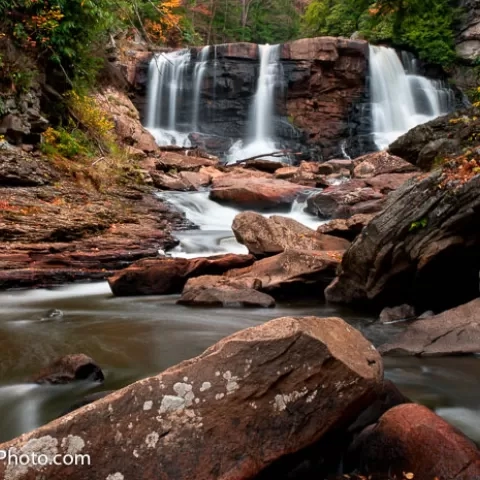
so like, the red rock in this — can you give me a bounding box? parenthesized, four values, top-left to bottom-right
(232, 212, 350, 256)
(210, 178, 307, 209)
(31, 354, 104, 385)
(178, 275, 275, 308)
(364, 172, 417, 193)
(348, 403, 480, 480)
(0, 316, 382, 480)
(227, 249, 343, 294)
(275, 166, 299, 179)
(108, 253, 255, 296)
(156, 151, 219, 172)
(353, 151, 418, 178)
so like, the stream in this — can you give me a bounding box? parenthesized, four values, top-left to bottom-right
(0, 191, 479, 445)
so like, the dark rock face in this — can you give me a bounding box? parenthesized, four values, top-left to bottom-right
(380, 298, 480, 356)
(0, 316, 382, 480)
(132, 37, 370, 161)
(456, 0, 480, 60)
(325, 172, 480, 313)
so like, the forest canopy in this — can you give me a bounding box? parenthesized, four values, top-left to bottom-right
(301, 0, 460, 66)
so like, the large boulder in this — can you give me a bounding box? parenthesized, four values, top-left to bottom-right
(352, 151, 417, 179)
(31, 354, 104, 385)
(178, 275, 275, 308)
(210, 177, 307, 209)
(227, 249, 343, 296)
(380, 298, 480, 356)
(306, 179, 385, 219)
(108, 254, 255, 296)
(0, 316, 383, 480)
(347, 403, 480, 479)
(156, 151, 219, 172)
(388, 107, 480, 170)
(325, 171, 480, 313)
(232, 212, 350, 256)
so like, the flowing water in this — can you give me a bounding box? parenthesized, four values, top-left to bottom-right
(192, 46, 211, 132)
(369, 45, 455, 150)
(226, 44, 285, 163)
(1, 190, 480, 444)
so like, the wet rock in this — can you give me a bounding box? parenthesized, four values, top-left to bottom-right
(306, 179, 385, 219)
(325, 159, 355, 173)
(347, 403, 480, 480)
(0, 315, 382, 480)
(353, 151, 417, 178)
(379, 304, 416, 324)
(178, 275, 275, 308)
(227, 249, 343, 296)
(380, 298, 480, 356)
(108, 253, 255, 296)
(316, 214, 374, 241)
(325, 172, 480, 313)
(275, 166, 299, 180)
(32, 354, 104, 385)
(151, 170, 210, 191)
(210, 178, 307, 209)
(317, 163, 335, 175)
(232, 212, 350, 256)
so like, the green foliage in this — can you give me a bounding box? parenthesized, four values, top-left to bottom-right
(409, 217, 428, 232)
(41, 126, 94, 159)
(301, 0, 459, 67)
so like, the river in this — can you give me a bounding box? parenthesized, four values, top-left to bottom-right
(0, 191, 479, 445)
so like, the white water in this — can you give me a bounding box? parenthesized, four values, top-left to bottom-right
(145, 50, 192, 147)
(192, 46, 211, 132)
(226, 45, 285, 164)
(370, 45, 454, 150)
(157, 191, 323, 258)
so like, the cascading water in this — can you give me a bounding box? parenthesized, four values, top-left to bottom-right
(226, 44, 284, 163)
(145, 50, 192, 147)
(157, 190, 323, 258)
(369, 45, 455, 150)
(192, 46, 211, 132)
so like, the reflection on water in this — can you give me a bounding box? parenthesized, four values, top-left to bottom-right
(0, 282, 479, 443)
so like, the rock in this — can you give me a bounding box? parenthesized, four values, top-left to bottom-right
(243, 159, 289, 172)
(317, 214, 374, 241)
(275, 166, 299, 179)
(199, 166, 225, 182)
(60, 391, 115, 416)
(347, 403, 480, 479)
(227, 249, 343, 296)
(299, 161, 321, 174)
(210, 178, 306, 209)
(456, 0, 480, 60)
(380, 298, 480, 356)
(125, 146, 147, 159)
(232, 212, 350, 256)
(156, 151, 219, 172)
(325, 172, 480, 313)
(0, 149, 59, 187)
(317, 163, 334, 175)
(347, 380, 411, 435)
(108, 253, 255, 296)
(363, 172, 418, 193)
(306, 179, 385, 219)
(178, 275, 275, 308)
(94, 88, 158, 153)
(325, 159, 355, 173)
(379, 304, 416, 324)
(31, 354, 104, 385)
(152, 170, 210, 191)
(388, 107, 480, 170)
(0, 316, 382, 480)
(353, 151, 417, 178)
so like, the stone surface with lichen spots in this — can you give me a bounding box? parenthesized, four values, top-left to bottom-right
(0, 316, 382, 480)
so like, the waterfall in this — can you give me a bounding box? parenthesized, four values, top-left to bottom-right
(369, 45, 455, 150)
(145, 50, 191, 147)
(226, 44, 284, 164)
(192, 46, 211, 132)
